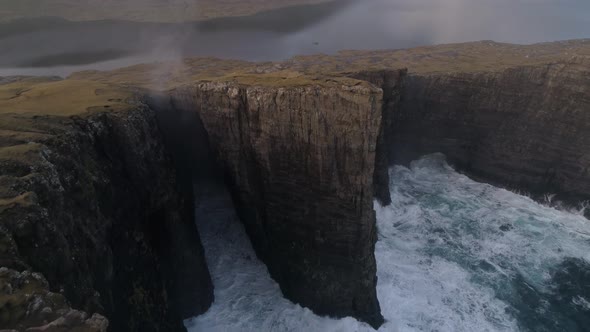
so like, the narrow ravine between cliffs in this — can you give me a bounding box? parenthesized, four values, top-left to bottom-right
(185, 154, 590, 332)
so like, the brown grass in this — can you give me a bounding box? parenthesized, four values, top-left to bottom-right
(285, 40, 590, 75)
(0, 192, 35, 213)
(210, 70, 371, 88)
(0, 79, 134, 116)
(0, 143, 41, 162)
(1, 40, 586, 121)
(68, 39, 590, 92)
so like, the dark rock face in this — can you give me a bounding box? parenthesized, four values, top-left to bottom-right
(8, 56, 589, 331)
(0, 106, 213, 331)
(350, 70, 407, 206)
(389, 59, 590, 212)
(0, 267, 109, 331)
(166, 79, 392, 328)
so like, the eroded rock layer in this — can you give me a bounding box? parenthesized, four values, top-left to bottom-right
(390, 59, 590, 213)
(0, 104, 213, 331)
(165, 79, 390, 327)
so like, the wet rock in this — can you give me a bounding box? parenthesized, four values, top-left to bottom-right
(0, 105, 213, 331)
(349, 69, 407, 206)
(165, 77, 400, 328)
(391, 58, 590, 211)
(0, 267, 107, 331)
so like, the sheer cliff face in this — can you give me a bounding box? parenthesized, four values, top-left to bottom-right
(0, 105, 213, 331)
(350, 70, 406, 206)
(391, 59, 590, 211)
(1, 73, 401, 330)
(168, 80, 387, 327)
(5, 51, 589, 332)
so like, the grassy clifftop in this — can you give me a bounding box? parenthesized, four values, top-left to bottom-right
(69, 39, 590, 90)
(0, 77, 136, 183)
(3, 38, 590, 179)
(0, 76, 134, 162)
(0, 78, 134, 116)
(1, 39, 587, 113)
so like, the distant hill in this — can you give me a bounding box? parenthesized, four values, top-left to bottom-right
(68, 39, 590, 89)
(0, 0, 332, 23)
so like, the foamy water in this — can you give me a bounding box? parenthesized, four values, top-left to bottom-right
(186, 154, 590, 332)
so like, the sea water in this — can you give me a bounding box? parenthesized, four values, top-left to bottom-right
(186, 154, 590, 332)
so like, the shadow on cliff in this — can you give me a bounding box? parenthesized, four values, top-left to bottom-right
(388, 62, 590, 219)
(142, 60, 590, 331)
(143, 77, 394, 329)
(140, 93, 227, 329)
(146, 94, 225, 192)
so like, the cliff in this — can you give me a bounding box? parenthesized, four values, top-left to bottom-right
(153, 75, 406, 328)
(0, 79, 213, 331)
(0, 73, 405, 330)
(2, 39, 590, 331)
(349, 70, 406, 206)
(389, 58, 590, 214)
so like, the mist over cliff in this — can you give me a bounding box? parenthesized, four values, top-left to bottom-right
(1, 0, 590, 76)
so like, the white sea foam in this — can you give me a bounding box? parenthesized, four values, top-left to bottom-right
(186, 154, 590, 332)
(185, 186, 370, 332)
